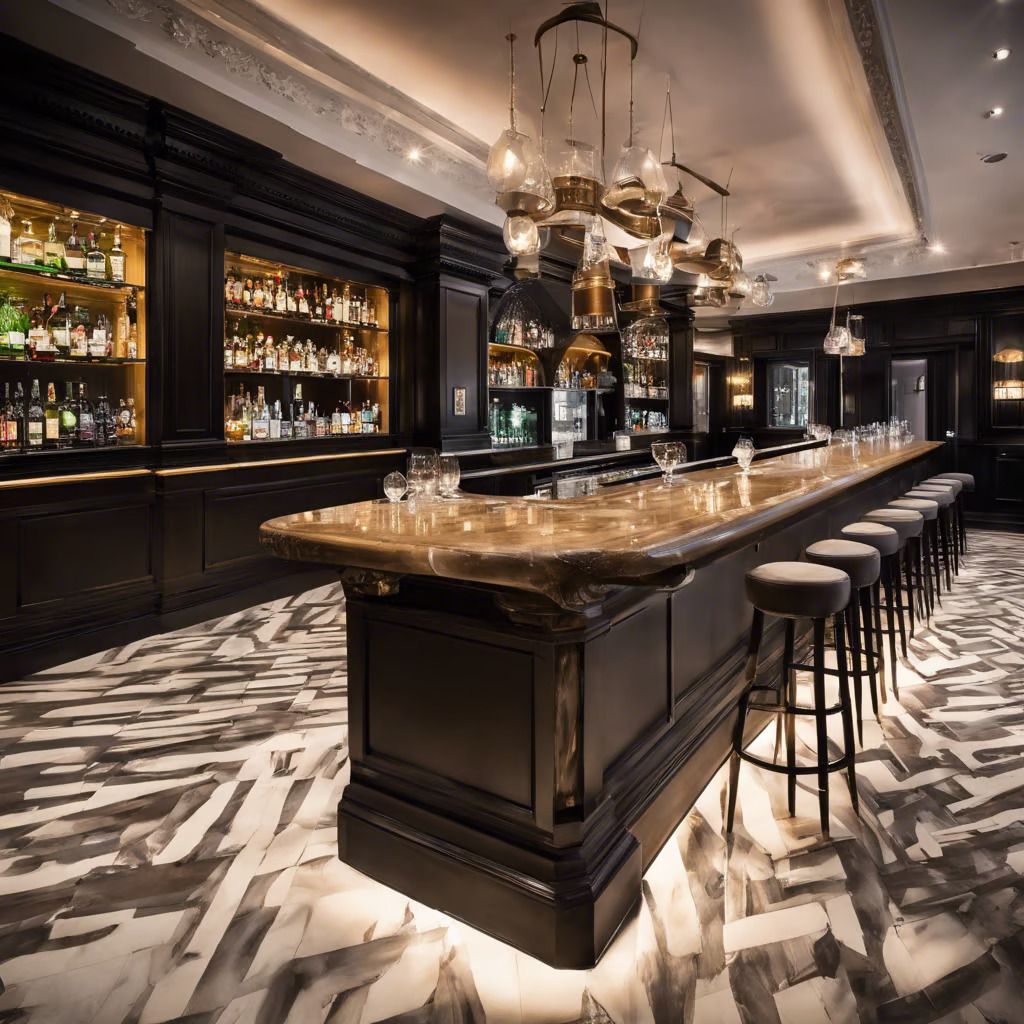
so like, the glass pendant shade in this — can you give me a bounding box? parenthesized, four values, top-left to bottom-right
(728, 270, 752, 299)
(487, 128, 531, 192)
(751, 274, 774, 308)
(823, 324, 852, 355)
(628, 236, 674, 284)
(846, 313, 865, 356)
(503, 215, 541, 256)
(571, 256, 617, 333)
(544, 138, 603, 224)
(604, 144, 669, 215)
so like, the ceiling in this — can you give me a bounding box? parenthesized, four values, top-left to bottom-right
(11, 0, 1024, 308)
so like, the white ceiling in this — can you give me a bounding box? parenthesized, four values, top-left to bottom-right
(12, 0, 1024, 307)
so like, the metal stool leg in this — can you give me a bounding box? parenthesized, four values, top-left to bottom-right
(859, 587, 881, 723)
(872, 579, 888, 701)
(833, 611, 859, 815)
(727, 608, 764, 834)
(784, 620, 797, 816)
(939, 509, 955, 588)
(845, 599, 864, 746)
(881, 560, 900, 698)
(912, 535, 929, 619)
(902, 544, 917, 637)
(927, 519, 943, 606)
(812, 618, 830, 836)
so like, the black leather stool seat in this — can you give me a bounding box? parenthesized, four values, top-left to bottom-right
(863, 508, 924, 541)
(934, 472, 974, 491)
(907, 487, 954, 508)
(889, 497, 938, 520)
(924, 476, 962, 495)
(805, 540, 881, 589)
(841, 521, 900, 556)
(745, 562, 850, 619)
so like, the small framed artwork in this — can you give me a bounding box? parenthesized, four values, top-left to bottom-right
(453, 386, 467, 416)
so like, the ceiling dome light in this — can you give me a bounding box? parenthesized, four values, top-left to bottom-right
(984, 107, 1005, 119)
(928, 241, 946, 254)
(993, 48, 1011, 60)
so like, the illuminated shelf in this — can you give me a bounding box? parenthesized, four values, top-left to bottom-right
(0, 258, 144, 293)
(225, 306, 387, 334)
(225, 368, 386, 381)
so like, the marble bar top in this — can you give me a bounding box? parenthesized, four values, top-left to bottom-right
(260, 439, 942, 609)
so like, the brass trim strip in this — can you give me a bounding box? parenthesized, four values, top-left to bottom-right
(155, 448, 406, 477)
(0, 468, 152, 490)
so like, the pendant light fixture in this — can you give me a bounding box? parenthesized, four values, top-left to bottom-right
(750, 273, 776, 308)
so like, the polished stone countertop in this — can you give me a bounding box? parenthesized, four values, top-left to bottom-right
(260, 439, 941, 608)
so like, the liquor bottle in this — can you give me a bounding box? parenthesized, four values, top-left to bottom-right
(252, 386, 270, 440)
(90, 312, 111, 357)
(69, 305, 90, 358)
(43, 221, 65, 269)
(324, 288, 334, 322)
(109, 224, 126, 283)
(313, 285, 324, 321)
(286, 280, 297, 314)
(64, 222, 85, 273)
(225, 272, 236, 305)
(43, 382, 59, 447)
(275, 276, 287, 313)
(224, 330, 235, 369)
(0, 383, 13, 451)
(252, 278, 265, 310)
(291, 383, 305, 437)
(314, 402, 327, 438)
(326, 348, 341, 376)
(49, 292, 71, 358)
(15, 221, 43, 265)
(332, 287, 343, 323)
(269, 399, 282, 439)
(263, 336, 277, 372)
(76, 382, 96, 445)
(126, 397, 137, 443)
(58, 382, 77, 448)
(85, 231, 106, 280)
(0, 196, 11, 261)
(296, 282, 309, 318)
(27, 380, 44, 448)
(231, 274, 243, 307)
(330, 401, 343, 436)
(94, 394, 113, 446)
(242, 278, 253, 307)
(279, 400, 292, 440)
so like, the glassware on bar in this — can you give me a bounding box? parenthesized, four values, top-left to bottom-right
(732, 436, 755, 474)
(383, 471, 408, 503)
(438, 455, 461, 498)
(651, 440, 686, 484)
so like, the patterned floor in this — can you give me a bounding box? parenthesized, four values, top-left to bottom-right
(0, 530, 1023, 1023)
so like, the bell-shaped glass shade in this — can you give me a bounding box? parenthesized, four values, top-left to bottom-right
(547, 136, 602, 184)
(823, 324, 852, 355)
(487, 129, 531, 192)
(623, 314, 669, 359)
(750, 274, 774, 308)
(728, 269, 752, 299)
(503, 215, 541, 256)
(604, 144, 668, 214)
(628, 237, 673, 283)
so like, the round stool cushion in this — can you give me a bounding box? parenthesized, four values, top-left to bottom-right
(924, 476, 962, 495)
(889, 497, 938, 520)
(934, 472, 974, 491)
(907, 487, 954, 508)
(745, 561, 851, 619)
(805, 539, 881, 589)
(863, 507, 923, 541)
(841, 521, 900, 557)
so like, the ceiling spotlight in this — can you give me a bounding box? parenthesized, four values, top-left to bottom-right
(981, 152, 1008, 163)
(818, 267, 831, 282)
(984, 107, 1005, 118)
(407, 147, 422, 163)
(928, 241, 946, 254)
(993, 47, 1011, 60)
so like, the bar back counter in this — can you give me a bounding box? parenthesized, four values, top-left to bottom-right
(261, 438, 943, 967)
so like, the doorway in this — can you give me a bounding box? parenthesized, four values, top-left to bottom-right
(891, 358, 928, 439)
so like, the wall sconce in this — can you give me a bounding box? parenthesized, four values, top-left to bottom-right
(993, 346, 1023, 400)
(732, 393, 754, 409)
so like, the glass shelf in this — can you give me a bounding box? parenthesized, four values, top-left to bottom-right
(225, 305, 386, 333)
(225, 368, 386, 381)
(0, 355, 144, 367)
(0, 258, 144, 294)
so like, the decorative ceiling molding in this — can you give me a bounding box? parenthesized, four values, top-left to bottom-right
(842, 0, 928, 238)
(68, 0, 496, 215)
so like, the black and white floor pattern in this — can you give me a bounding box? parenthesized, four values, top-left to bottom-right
(0, 530, 1022, 1023)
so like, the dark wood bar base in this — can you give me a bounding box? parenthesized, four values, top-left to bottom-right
(334, 445, 942, 967)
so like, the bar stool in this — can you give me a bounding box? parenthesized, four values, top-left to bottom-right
(931, 472, 974, 555)
(860, 508, 924, 697)
(906, 486, 956, 589)
(921, 477, 965, 566)
(887, 497, 938, 620)
(726, 562, 857, 838)
(805, 539, 882, 746)
(840, 521, 899, 706)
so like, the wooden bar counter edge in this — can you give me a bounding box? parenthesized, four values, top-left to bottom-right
(259, 439, 944, 968)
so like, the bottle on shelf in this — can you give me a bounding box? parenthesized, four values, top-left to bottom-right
(49, 293, 71, 358)
(95, 394, 114, 446)
(77, 383, 96, 445)
(64, 222, 85, 274)
(269, 399, 282, 440)
(43, 382, 59, 447)
(43, 221, 65, 269)
(27, 300, 49, 359)
(14, 221, 43, 266)
(69, 304, 90, 358)
(251, 386, 270, 440)
(27, 380, 44, 448)
(0, 197, 12, 261)
(58, 382, 77, 448)
(1, 383, 18, 450)
(109, 224, 126, 283)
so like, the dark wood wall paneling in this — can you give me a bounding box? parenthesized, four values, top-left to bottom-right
(0, 33, 510, 678)
(729, 289, 1024, 529)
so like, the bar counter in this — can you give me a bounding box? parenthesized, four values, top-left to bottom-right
(260, 438, 944, 968)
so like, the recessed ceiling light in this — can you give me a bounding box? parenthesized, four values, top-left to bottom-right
(993, 47, 1011, 60)
(928, 242, 947, 254)
(407, 147, 422, 163)
(984, 107, 1005, 118)
(818, 267, 831, 282)
(982, 152, 1008, 163)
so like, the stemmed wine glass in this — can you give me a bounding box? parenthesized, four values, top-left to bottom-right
(407, 450, 440, 502)
(732, 436, 755, 475)
(383, 471, 408, 502)
(651, 441, 686, 485)
(438, 454, 461, 498)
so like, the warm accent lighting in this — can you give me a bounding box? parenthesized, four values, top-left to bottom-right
(993, 48, 1011, 61)
(407, 147, 422, 163)
(994, 380, 1024, 401)
(732, 393, 754, 409)
(929, 241, 947, 254)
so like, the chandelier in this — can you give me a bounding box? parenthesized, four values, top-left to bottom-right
(485, 3, 767, 317)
